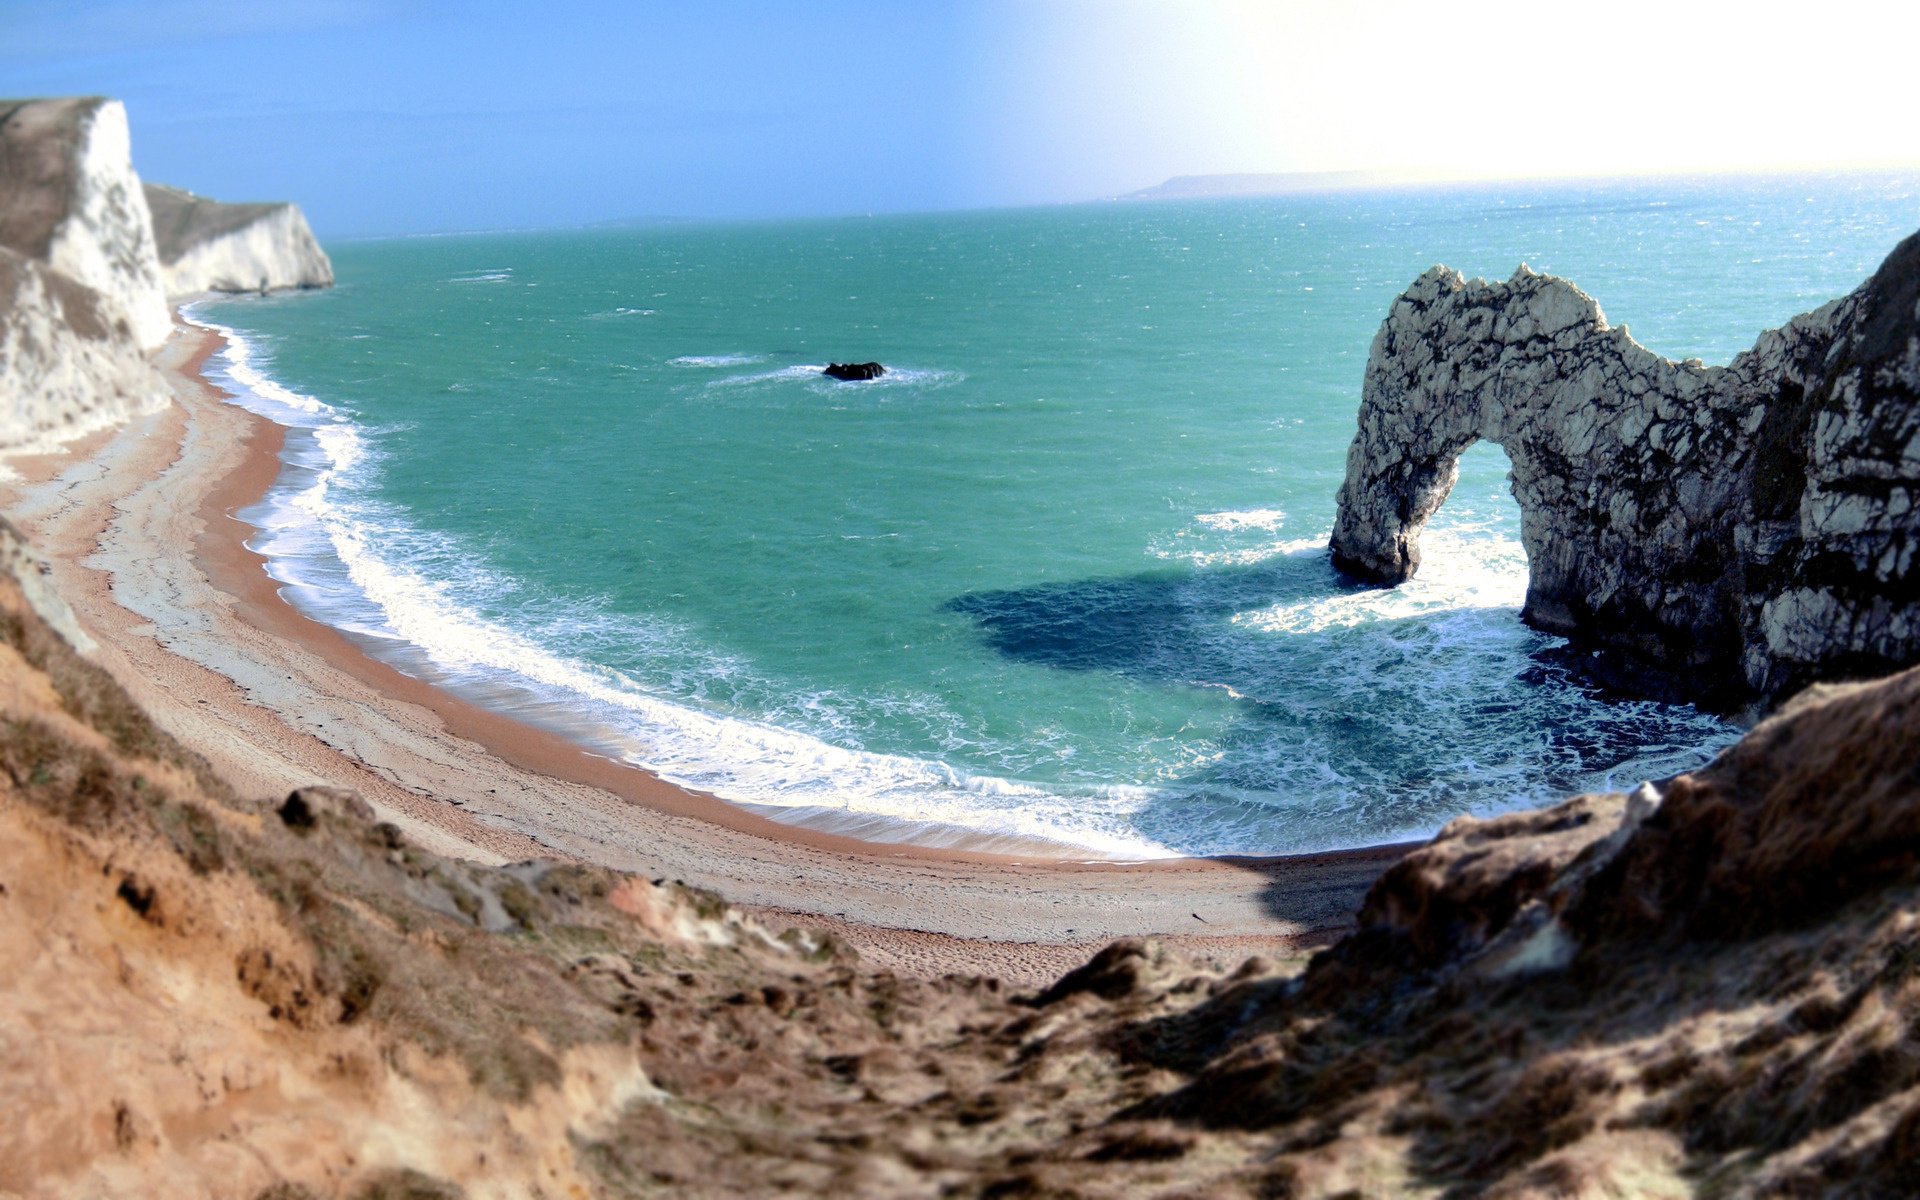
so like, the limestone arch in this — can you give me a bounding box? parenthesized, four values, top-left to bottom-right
(1327, 261, 1748, 695)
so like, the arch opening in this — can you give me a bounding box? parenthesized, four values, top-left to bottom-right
(1397, 439, 1532, 613)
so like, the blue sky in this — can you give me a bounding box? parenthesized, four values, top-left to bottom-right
(5, 1, 1917, 237)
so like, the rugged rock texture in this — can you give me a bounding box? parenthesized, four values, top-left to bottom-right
(0, 97, 169, 351)
(144, 182, 334, 296)
(0, 245, 164, 459)
(1331, 233, 1920, 710)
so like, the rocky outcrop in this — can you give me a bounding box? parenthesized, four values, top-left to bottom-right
(1331, 232, 1920, 710)
(824, 360, 886, 381)
(0, 97, 169, 351)
(143, 182, 333, 296)
(1146, 664, 1920, 1197)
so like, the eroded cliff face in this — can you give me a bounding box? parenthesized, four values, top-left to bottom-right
(0, 97, 170, 351)
(0, 97, 171, 460)
(0, 96, 335, 465)
(144, 183, 334, 296)
(1331, 232, 1920, 710)
(0, 246, 165, 459)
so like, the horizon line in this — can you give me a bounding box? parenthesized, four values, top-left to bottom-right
(323, 162, 1920, 243)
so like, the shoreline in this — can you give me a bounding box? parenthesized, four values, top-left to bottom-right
(0, 314, 1409, 983)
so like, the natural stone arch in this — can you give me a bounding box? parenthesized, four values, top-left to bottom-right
(1329, 235, 1920, 712)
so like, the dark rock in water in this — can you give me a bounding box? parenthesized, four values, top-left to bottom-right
(1329, 230, 1920, 713)
(824, 361, 886, 381)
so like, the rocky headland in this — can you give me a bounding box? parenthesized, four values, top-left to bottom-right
(143, 182, 334, 296)
(0, 96, 328, 459)
(1332, 236, 1920, 711)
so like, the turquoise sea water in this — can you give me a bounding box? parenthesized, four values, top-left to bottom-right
(196, 175, 1918, 858)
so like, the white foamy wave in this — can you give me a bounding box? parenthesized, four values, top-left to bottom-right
(185, 310, 332, 419)
(669, 353, 766, 368)
(1195, 508, 1287, 532)
(450, 269, 512, 284)
(589, 307, 655, 319)
(1150, 507, 1318, 567)
(309, 422, 368, 475)
(829, 365, 964, 390)
(183, 310, 1176, 859)
(704, 364, 825, 387)
(1238, 526, 1528, 634)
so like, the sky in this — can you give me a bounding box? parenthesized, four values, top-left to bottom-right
(3, 0, 1917, 236)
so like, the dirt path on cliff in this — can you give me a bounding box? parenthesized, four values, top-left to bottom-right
(0, 317, 1404, 985)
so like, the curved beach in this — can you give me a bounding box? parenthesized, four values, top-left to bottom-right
(0, 315, 1406, 983)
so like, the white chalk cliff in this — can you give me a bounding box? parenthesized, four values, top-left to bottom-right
(0, 246, 166, 459)
(0, 97, 171, 352)
(144, 183, 333, 297)
(0, 98, 172, 458)
(0, 96, 332, 463)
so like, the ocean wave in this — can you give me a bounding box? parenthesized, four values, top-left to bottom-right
(588, 307, 655, 319)
(1194, 508, 1287, 532)
(449, 269, 512, 284)
(1115, 494, 1736, 848)
(668, 353, 766, 368)
(186, 311, 331, 419)
(1237, 526, 1528, 634)
(1149, 507, 1319, 567)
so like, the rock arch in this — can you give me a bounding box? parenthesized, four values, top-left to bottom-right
(1329, 233, 1920, 711)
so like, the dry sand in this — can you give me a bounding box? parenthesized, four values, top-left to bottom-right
(0, 316, 1406, 985)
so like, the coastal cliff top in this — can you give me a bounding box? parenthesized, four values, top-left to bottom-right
(143, 182, 299, 266)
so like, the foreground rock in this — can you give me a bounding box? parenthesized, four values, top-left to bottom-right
(143, 182, 333, 297)
(1121, 664, 1920, 1197)
(824, 360, 886, 381)
(1331, 232, 1920, 710)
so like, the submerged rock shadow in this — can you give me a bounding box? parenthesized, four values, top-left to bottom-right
(942, 554, 1728, 878)
(946, 558, 1327, 678)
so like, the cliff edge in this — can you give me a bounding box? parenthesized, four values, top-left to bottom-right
(144, 182, 333, 296)
(0, 97, 173, 459)
(0, 96, 334, 464)
(0, 97, 169, 351)
(1331, 233, 1920, 710)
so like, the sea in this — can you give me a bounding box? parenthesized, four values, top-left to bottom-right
(191, 173, 1919, 859)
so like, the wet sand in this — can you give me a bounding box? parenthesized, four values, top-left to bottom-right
(0, 315, 1408, 985)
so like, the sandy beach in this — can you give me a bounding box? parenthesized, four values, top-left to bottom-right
(0, 315, 1406, 984)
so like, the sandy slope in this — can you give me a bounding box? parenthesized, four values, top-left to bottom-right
(0, 317, 1402, 984)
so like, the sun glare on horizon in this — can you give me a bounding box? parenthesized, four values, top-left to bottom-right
(965, 0, 1920, 205)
